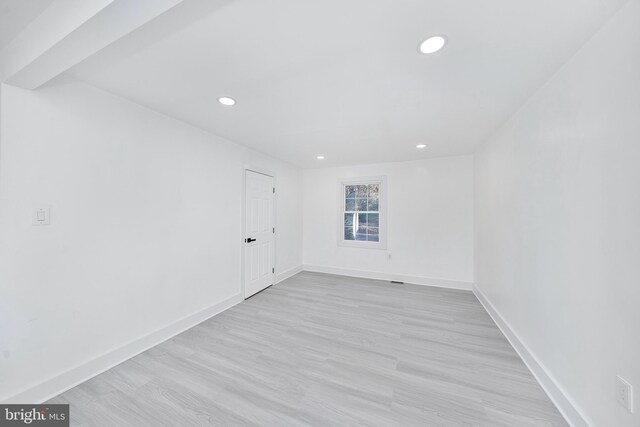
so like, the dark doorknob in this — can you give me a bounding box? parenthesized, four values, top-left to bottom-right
(245, 238, 256, 243)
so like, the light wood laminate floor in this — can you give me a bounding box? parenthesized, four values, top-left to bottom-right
(49, 272, 567, 426)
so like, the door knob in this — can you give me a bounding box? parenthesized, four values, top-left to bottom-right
(245, 238, 256, 243)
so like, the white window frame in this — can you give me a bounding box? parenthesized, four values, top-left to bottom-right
(337, 176, 387, 250)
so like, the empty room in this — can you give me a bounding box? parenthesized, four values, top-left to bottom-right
(0, 0, 638, 426)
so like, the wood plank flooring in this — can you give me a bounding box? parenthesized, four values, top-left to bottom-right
(48, 272, 567, 426)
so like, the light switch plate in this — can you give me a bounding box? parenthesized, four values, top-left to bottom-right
(616, 375, 634, 413)
(32, 207, 50, 226)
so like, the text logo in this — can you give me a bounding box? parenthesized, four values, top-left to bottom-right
(0, 405, 69, 427)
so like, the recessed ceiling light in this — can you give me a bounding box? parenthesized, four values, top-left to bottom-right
(419, 35, 447, 54)
(316, 155, 325, 160)
(218, 96, 236, 106)
(416, 144, 427, 149)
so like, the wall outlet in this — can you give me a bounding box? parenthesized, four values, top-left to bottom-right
(615, 375, 634, 413)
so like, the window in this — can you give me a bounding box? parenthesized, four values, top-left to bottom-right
(338, 177, 387, 249)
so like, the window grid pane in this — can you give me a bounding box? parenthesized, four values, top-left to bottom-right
(343, 182, 381, 242)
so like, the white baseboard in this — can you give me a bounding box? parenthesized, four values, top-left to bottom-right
(302, 264, 472, 291)
(472, 284, 589, 427)
(276, 265, 303, 284)
(3, 293, 243, 404)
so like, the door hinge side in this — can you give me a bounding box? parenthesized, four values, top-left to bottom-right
(272, 267, 275, 274)
(273, 187, 275, 194)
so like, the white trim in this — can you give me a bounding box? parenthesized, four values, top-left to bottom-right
(276, 265, 303, 284)
(472, 284, 589, 427)
(241, 166, 277, 299)
(303, 264, 472, 290)
(337, 176, 387, 250)
(2, 293, 243, 404)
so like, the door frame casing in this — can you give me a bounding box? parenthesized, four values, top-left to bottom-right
(241, 165, 277, 299)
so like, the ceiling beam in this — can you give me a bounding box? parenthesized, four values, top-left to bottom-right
(0, 0, 185, 89)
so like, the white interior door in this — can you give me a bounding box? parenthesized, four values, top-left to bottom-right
(244, 170, 275, 298)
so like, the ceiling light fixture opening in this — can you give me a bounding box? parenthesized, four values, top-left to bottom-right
(419, 35, 447, 54)
(416, 144, 427, 149)
(218, 96, 236, 106)
(316, 155, 325, 160)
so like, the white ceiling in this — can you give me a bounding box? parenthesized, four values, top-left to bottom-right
(0, 0, 55, 50)
(67, 0, 627, 168)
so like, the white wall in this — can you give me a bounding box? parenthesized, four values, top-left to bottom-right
(303, 156, 474, 289)
(0, 78, 303, 402)
(474, 0, 640, 425)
